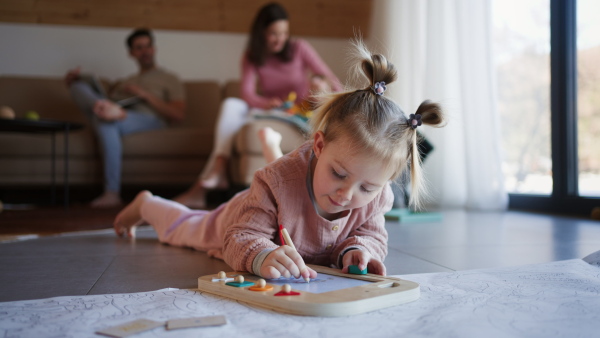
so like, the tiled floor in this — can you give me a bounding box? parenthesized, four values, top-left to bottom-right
(1, 210, 599, 303)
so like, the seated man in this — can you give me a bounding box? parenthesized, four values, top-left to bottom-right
(65, 28, 186, 208)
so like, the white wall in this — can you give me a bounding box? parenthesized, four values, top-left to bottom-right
(0, 23, 349, 84)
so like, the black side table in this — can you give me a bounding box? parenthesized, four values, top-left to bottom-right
(0, 118, 84, 208)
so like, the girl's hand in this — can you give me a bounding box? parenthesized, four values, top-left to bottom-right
(260, 246, 318, 280)
(341, 249, 387, 276)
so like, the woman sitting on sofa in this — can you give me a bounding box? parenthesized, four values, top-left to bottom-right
(174, 2, 341, 208)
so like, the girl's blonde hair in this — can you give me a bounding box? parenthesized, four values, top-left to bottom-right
(310, 40, 445, 209)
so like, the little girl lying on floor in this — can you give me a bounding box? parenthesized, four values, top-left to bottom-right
(114, 41, 446, 280)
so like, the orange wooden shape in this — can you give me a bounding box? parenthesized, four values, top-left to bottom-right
(249, 285, 274, 292)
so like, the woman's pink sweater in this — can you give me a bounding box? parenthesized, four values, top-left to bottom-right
(241, 39, 342, 109)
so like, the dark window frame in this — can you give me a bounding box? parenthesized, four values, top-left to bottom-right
(508, 0, 600, 215)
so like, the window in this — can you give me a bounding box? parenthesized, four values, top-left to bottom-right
(493, 0, 551, 195)
(494, 0, 600, 214)
(576, 0, 600, 197)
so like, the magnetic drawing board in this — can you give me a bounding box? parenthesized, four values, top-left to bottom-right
(262, 274, 371, 294)
(197, 264, 420, 317)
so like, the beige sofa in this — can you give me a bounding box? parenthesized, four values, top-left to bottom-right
(0, 76, 306, 189)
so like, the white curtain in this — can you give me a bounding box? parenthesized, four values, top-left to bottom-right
(368, 0, 508, 210)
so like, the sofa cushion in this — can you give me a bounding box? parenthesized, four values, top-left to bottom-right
(222, 80, 241, 99)
(122, 158, 204, 184)
(173, 81, 221, 129)
(122, 127, 214, 157)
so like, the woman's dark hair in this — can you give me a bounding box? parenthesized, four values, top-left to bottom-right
(126, 28, 154, 49)
(247, 2, 292, 66)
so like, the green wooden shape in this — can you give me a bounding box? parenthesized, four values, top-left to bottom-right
(348, 265, 367, 275)
(225, 281, 255, 288)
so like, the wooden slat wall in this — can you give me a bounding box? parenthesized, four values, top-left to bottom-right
(0, 0, 372, 38)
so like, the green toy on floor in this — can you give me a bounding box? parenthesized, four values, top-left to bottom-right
(387, 133, 443, 223)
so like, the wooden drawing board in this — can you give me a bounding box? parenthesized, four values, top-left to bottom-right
(196, 264, 420, 317)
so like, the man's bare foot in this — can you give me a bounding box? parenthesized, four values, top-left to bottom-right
(90, 191, 123, 208)
(258, 127, 283, 164)
(93, 99, 126, 121)
(114, 190, 153, 237)
(173, 184, 206, 209)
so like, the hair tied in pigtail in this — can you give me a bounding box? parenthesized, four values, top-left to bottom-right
(407, 114, 422, 129)
(372, 81, 387, 96)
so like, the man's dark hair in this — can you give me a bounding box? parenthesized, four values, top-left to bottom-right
(126, 28, 154, 49)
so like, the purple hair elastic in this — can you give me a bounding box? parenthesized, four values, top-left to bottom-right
(407, 114, 422, 129)
(373, 81, 386, 96)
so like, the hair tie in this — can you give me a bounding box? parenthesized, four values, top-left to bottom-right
(372, 81, 387, 96)
(407, 114, 422, 129)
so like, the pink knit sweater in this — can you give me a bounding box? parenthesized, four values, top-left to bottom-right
(241, 39, 342, 109)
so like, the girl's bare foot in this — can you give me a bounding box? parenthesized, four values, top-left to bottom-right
(258, 127, 283, 164)
(90, 191, 123, 208)
(93, 99, 126, 121)
(173, 184, 206, 209)
(114, 190, 152, 237)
